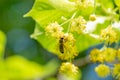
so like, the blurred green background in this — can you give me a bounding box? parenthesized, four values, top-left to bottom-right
(0, 0, 56, 64)
(0, 0, 59, 79)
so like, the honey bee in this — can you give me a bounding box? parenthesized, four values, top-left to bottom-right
(59, 37, 65, 53)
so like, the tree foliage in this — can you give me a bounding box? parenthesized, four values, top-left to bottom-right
(1, 0, 120, 80)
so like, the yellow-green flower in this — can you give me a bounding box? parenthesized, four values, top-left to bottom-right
(71, 16, 86, 34)
(59, 62, 81, 80)
(113, 64, 120, 78)
(59, 62, 79, 76)
(103, 48, 117, 62)
(89, 14, 96, 21)
(100, 26, 118, 44)
(45, 22, 64, 38)
(95, 64, 110, 78)
(58, 33, 78, 60)
(90, 48, 104, 62)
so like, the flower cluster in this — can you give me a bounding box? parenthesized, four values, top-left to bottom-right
(90, 48, 104, 62)
(58, 33, 78, 60)
(89, 24, 120, 78)
(45, 22, 64, 38)
(75, 0, 94, 9)
(45, 14, 87, 61)
(100, 26, 118, 44)
(103, 48, 117, 62)
(113, 64, 120, 79)
(70, 16, 86, 34)
(59, 62, 79, 77)
(45, 20, 80, 60)
(95, 64, 110, 78)
(90, 47, 120, 78)
(90, 48, 117, 63)
(44, 13, 88, 79)
(44, 8, 120, 79)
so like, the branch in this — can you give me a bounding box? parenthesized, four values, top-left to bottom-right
(73, 55, 91, 67)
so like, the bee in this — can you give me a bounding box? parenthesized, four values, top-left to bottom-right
(59, 37, 65, 53)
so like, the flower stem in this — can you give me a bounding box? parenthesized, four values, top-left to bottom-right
(67, 12, 77, 33)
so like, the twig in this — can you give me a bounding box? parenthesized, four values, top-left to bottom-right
(73, 55, 91, 67)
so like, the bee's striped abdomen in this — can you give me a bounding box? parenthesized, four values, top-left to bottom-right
(59, 37, 64, 53)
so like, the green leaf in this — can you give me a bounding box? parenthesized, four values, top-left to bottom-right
(24, 0, 75, 27)
(31, 23, 57, 53)
(0, 31, 6, 59)
(96, 0, 114, 16)
(48, 0, 76, 12)
(4, 56, 59, 79)
(97, 0, 114, 9)
(114, 0, 120, 8)
(73, 32, 99, 53)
